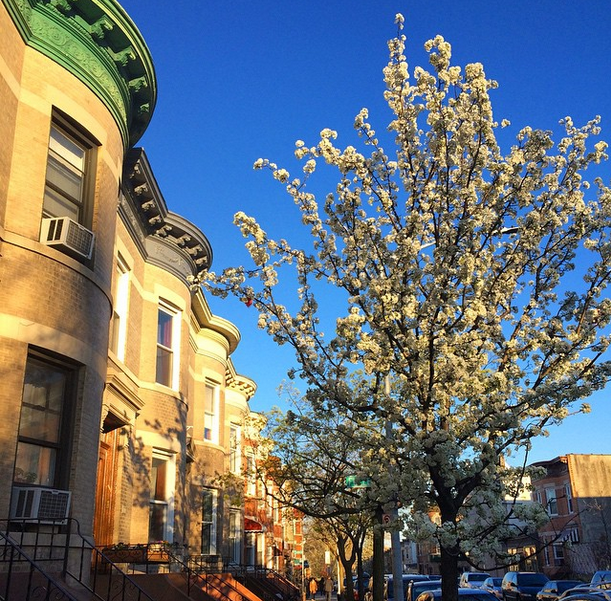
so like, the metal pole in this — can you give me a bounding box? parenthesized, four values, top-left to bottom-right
(385, 376, 403, 601)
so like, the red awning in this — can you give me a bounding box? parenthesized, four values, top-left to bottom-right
(244, 517, 265, 532)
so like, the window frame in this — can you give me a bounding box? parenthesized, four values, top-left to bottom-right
(148, 449, 175, 543)
(229, 508, 241, 563)
(14, 351, 77, 489)
(229, 423, 241, 474)
(201, 487, 218, 555)
(43, 112, 97, 229)
(553, 543, 564, 565)
(246, 451, 257, 496)
(109, 254, 130, 361)
(564, 483, 573, 514)
(545, 487, 559, 516)
(203, 382, 219, 444)
(156, 301, 180, 389)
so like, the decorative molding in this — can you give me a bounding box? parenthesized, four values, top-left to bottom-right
(2, 0, 157, 148)
(119, 148, 213, 287)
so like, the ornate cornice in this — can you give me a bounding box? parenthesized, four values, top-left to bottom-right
(225, 362, 257, 400)
(121, 147, 213, 285)
(2, 0, 156, 147)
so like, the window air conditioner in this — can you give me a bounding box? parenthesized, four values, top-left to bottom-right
(10, 487, 72, 524)
(40, 216, 95, 260)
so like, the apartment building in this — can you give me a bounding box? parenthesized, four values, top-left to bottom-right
(0, 0, 296, 572)
(530, 454, 611, 579)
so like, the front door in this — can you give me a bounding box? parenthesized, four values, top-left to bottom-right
(93, 429, 118, 546)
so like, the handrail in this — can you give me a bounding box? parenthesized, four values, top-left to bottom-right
(0, 518, 156, 601)
(165, 547, 247, 601)
(204, 562, 301, 601)
(0, 529, 80, 601)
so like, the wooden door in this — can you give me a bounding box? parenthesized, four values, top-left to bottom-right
(93, 429, 118, 546)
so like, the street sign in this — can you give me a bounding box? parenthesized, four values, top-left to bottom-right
(345, 475, 371, 488)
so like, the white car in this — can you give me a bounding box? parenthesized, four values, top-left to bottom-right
(460, 573, 492, 589)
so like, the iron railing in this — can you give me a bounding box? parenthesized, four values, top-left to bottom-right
(0, 529, 80, 601)
(0, 518, 155, 601)
(1, 518, 301, 601)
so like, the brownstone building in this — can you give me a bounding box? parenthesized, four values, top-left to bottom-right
(0, 0, 297, 580)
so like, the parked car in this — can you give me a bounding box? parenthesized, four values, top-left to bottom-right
(405, 580, 442, 601)
(364, 574, 431, 601)
(461, 574, 493, 589)
(537, 581, 585, 601)
(560, 588, 611, 600)
(502, 572, 549, 601)
(416, 589, 498, 601)
(387, 575, 432, 601)
(560, 594, 611, 601)
(591, 574, 611, 588)
(482, 577, 503, 599)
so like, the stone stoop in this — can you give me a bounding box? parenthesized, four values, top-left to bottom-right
(132, 572, 265, 601)
(195, 573, 264, 601)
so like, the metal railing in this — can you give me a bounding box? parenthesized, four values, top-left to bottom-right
(0, 529, 79, 601)
(1, 518, 301, 601)
(0, 518, 155, 601)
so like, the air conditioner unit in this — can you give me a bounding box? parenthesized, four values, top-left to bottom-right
(40, 216, 95, 260)
(10, 487, 72, 524)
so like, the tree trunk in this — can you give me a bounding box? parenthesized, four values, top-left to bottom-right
(356, 545, 365, 601)
(439, 545, 460, 601)
(372, 506, 385, 601)
(337, 535, 356, 601)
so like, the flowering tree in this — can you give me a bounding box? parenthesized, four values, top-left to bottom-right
(204, 15, 611, 601)
(262, 391, 379, 601)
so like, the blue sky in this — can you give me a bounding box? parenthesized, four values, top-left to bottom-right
(118, 0, 611, 465)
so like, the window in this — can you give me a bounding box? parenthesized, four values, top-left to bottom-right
(543, 545, 550, 566)
(43, 116, 95, 226)
(201, 488, 218, 555)
(149, 450, 174, 542)
(229, 509, 241, 563)
(545, 488, 558, 515)
(109, 256, 130, 360)
(14, 354, 75, 488)
(553, 544, 564, 566)
(203, 383, 219, 443)
(564, 483, 573, 513)
(246, 452, 257, 496)
(245, 532, 256, 566)
(229, 423, 241, 474)
(156, 303, 180, 388)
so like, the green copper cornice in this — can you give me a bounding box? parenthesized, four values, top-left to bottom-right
(3, 0, 156, 148)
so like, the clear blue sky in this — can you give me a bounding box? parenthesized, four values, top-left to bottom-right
(118, 0, 611, 465)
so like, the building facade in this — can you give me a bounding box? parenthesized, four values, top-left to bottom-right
(531, 454, 611, 579)
(0, 0, 297, 573)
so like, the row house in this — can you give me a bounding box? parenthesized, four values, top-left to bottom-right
(243, 416, 305, 575)
(530, 454, 611, 579)
(0, 0, 298, 577)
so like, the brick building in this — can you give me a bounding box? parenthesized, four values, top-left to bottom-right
(0, 0, 296, 575)
(530, 454, 611, 579)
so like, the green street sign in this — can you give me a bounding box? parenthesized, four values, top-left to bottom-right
(345, 475, 371, 488)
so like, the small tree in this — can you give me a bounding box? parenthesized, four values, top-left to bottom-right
(262, 391, 379, 601)
(204, 14, 611, 601)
